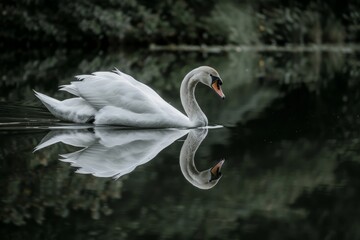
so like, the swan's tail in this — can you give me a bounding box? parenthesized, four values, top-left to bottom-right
(34, 90, 97, 123)
(34, 90, 61, 118)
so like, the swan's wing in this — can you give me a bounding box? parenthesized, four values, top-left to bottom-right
(34, 91, 97, 123)
(62, 70, 162, 102)
(62, 70, 164, 111)
(113, 69, 166, 102)
(59, 84, 80, 96)
(73, 77, 159, 112)
(61, 70, 190, 126)
(94, 69, 163, 101)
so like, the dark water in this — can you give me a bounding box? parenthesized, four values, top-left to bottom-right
(1, 49, 360, 240)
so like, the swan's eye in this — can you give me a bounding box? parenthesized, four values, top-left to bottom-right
(210, 74, 225, 99)
(210, 74, 223, 88)
(210, 74, 222, 90)
(210, 74, 220, 84)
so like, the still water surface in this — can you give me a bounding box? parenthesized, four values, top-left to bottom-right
(1, 49, 360, 239)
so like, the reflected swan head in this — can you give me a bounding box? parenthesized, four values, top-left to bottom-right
(190, 66, 225, 99)
(187, 159, 225, 190)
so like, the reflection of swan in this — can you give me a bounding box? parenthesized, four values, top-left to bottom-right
(34, 66, 225, 128)
(35, 128, 224, 189)
(36, 129, 188, 178)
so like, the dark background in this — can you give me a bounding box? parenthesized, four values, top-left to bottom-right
(1, 1, 360, 240)
(1, 0, 359, 48)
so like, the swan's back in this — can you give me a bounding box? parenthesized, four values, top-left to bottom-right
(57, 69, 191, 127)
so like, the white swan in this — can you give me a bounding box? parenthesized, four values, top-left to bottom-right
(34, 66, 225, 128)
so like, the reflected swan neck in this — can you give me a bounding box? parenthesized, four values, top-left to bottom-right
(180, 71, 208, 126)
(179, 129, 208, 189)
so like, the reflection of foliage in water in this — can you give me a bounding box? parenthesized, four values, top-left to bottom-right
(0, 132, 124, 226)
(222, 74, 360, 239)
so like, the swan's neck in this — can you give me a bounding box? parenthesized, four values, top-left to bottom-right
(179, 129, 208, 189)
(180, 73, 208, 127)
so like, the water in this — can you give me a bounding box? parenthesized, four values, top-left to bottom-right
(1, 49, 360, 239)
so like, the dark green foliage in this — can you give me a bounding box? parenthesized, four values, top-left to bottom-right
(0, 0, 217, 47)
(0, 0, 358, 47)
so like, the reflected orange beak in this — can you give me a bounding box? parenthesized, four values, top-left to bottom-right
(211, 81, 225, 99)
(210, 159, 225, 177)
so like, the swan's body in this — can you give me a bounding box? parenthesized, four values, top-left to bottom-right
(34, 66, 224, 128)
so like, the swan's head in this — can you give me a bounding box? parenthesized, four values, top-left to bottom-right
(188, 159, 225, 190)
(193, 66, 225, 99)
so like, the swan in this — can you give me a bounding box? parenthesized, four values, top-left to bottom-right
(34, 128, 225, 189)
(34, 66, 225, 128)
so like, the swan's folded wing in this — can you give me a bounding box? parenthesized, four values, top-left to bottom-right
(72, 74, 162, 113)
(112, 69, 166, 102)
(58, 70, 190, 126)
(91, 70, 164, 102)
(102, 70, 187, 119)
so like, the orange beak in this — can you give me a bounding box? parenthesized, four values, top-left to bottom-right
(211, 81, 225, 99)
(210, 159, 225, 177)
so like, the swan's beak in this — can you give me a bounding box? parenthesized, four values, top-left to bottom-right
(210, 159, 225, 182)
(211, 81, 225, 99)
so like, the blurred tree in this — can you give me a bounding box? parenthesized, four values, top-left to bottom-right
(0, 0, 358, 48)
(0, 0, 218, 47)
